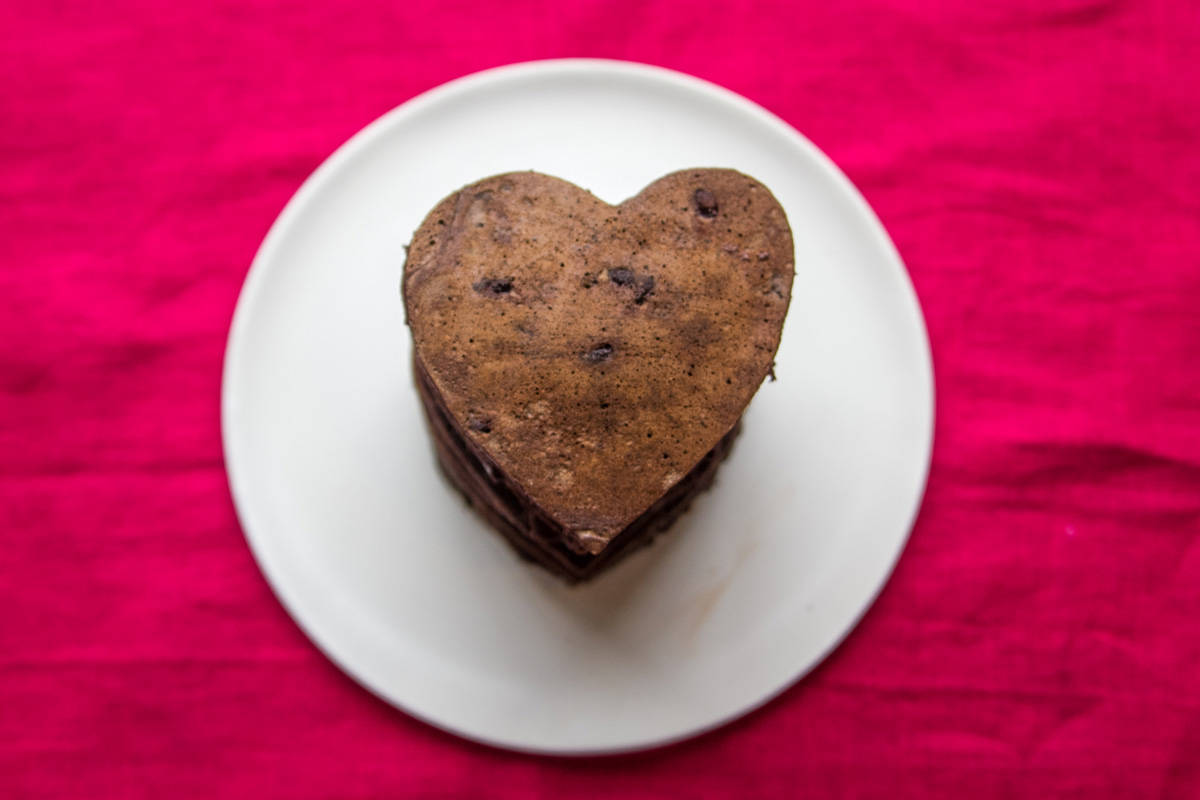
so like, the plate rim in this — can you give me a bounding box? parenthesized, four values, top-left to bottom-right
(221, 57, 936, 755)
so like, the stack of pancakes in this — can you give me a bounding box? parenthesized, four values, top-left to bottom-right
(403, 169, 793, 581)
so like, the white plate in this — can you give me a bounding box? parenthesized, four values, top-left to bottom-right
(222, 59, 934, 754)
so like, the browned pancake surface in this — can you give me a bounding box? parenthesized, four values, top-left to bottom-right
(403, 169, 793, 550)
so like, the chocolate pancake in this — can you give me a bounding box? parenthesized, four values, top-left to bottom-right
(403, 169, 794, 581)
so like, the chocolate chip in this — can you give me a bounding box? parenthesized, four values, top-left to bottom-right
(583, 343, 614, 363)
(634, 275, 655, 305)
(468, 415, 493, 433)
(473, 277, 513, 295)
(608, 267, 636, 286)
(757, 251, 770, 261)
(694, 188, 718, 218)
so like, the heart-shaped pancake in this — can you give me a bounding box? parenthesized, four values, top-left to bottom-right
(404, 169, 793, 580)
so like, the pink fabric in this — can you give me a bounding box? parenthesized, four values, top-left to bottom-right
(3, 1, 1199, 796)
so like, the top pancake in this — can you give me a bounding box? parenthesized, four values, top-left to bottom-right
(403, 169, 794, 551)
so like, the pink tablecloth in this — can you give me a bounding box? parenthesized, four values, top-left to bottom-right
(3, 2, 1199, 797)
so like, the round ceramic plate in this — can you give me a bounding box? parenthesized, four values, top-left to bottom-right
(223, 59, 934, 754)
